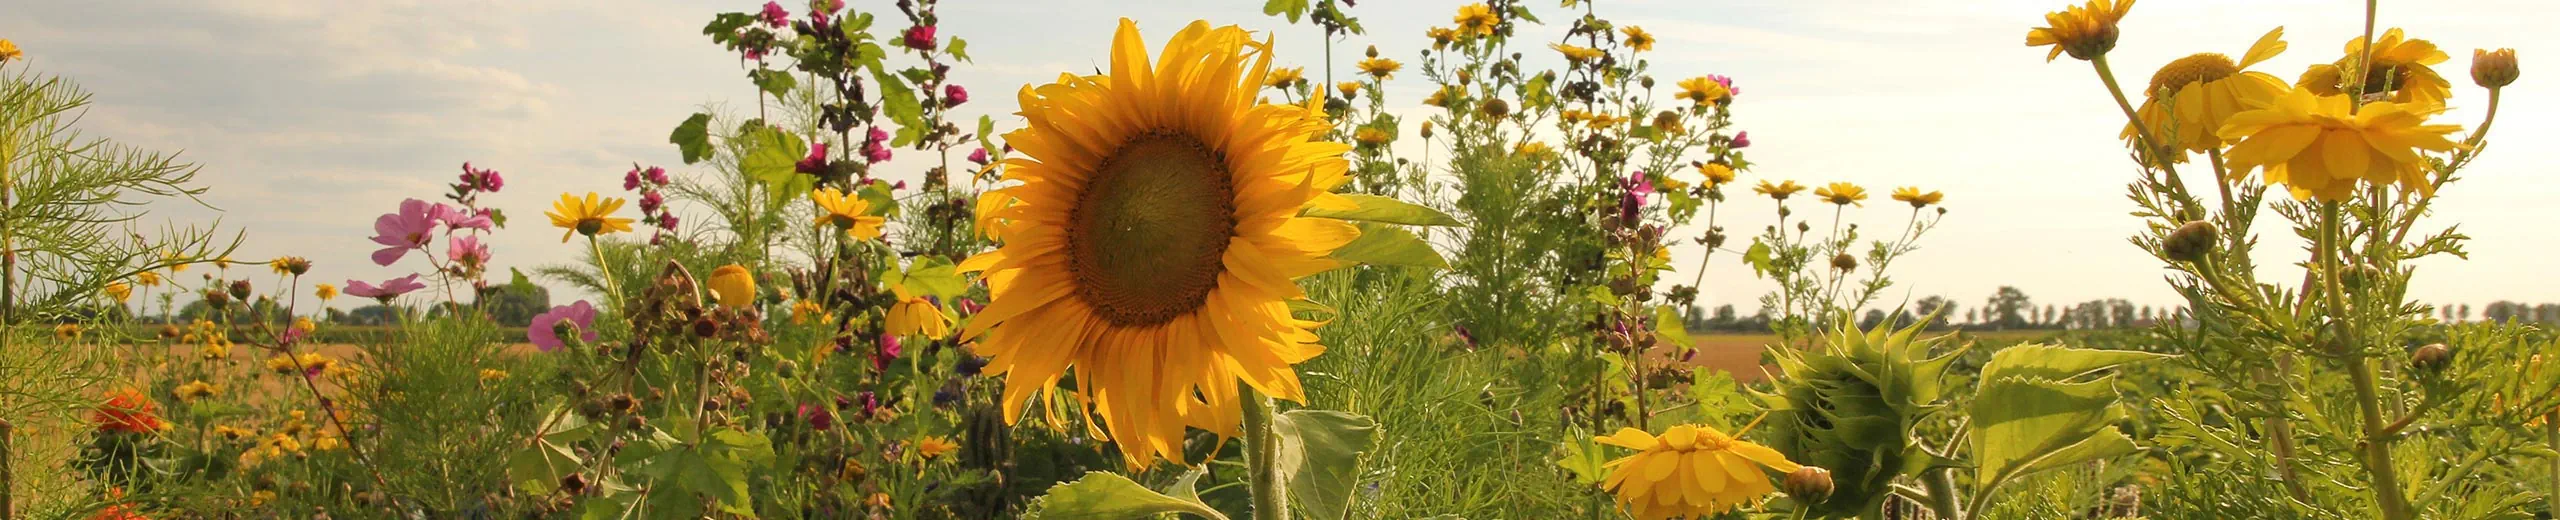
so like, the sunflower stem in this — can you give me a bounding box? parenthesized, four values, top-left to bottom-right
(1243, 383, 1290, 520)
(1921, 465, 1963, 520)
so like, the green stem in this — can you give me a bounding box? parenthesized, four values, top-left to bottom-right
(1922, 466, 1963, 520)
(1242, 383, 1290, 520)
(2547, 416, 2558, 517)
(2090, 54, 2197, 220)
(2324, 202, 2412, 520)
(588, 235, 624, 311)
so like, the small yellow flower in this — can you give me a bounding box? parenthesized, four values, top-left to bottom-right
(479, 368, 510, 383)
(137, 271, 162, 287)
(1357, 57, 1401, 79)
(2340, 28, 2453, 107)
(1515, 141, 1553, 159)
(2025, 0, 2132, 62)
(251, 490, 277, 507)
(1891, 187, 1945, 208)
(2217, 88, 2467, 201)
(1815, 182, 1868, 206)
(1551, 43, 1605, 63)
(1754, 180, 1807, 200)
(214, 424, 257, 442)
(2297, 63, 2344, 96)
(886, 284, 953, 339)
(1353, 127, 1392, 147)
(212, 256, 234, 270)
(1336, 81, 1361, 99)
(165, 250, 189, 272)
(267, 352, 339, 376)
(915, 435, 960, 460)
(1454, 3, 1500, 38)
(1676, 77, 1731, 106)
(545, 192, 636, 242)
(314, 283, 338, 301)
(0, 39, 20, 63)
(1696, 162, 1738, 187)
(1266, 66, 1304, 88)
(54, 323, 81, 340)
(105, 282, 132, 303)
(792, 299, 827, 325)
(1620, 26, 1655, 52)
(708, 264, 756, 308)
(294, 317, 316, 334)
(2127, 27, 2289, 155)
(1595, 424, 1802, 520)
(865, 492, 894, 510)
(200, 336, 234, 359)
(175, 380, 222, 401)
(311, 432, 343, 452)
(812, 187, 887, 240)
(1426, 27, 1458, 49)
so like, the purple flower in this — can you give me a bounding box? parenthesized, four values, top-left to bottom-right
(659, 213, 681, 232)
(460, 162, 504, 193)
(903, 25, 937, 51)
(966, 147, 988, 165)
(528, 301, 598, 352)
(796, 142, 830, 175)
(645, 166, 669, 185)
(1708, 74, 1740, 96)
(944, 84, 969, 107)
(430, 204, 492, 233)
(1732, 131, 1751, 149)
(639, 191, 665, 214)
(369, 199, 439, 266)
(759, 1, 790, 28)
(344, 274, 427, 302)
(862, 128, 892, 163)
(955, 355, 987, 377)
(623, 167, 643, 191)
(449, 235, 490, 269)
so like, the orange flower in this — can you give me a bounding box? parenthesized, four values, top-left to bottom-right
(93, 388, 168, 434)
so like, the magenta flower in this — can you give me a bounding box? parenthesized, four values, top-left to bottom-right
(623, 167, 643, 191)
(369, 199, 439, 266)
(798, 403, 835, 431)
(903, 25, 937, 51)
(1627, 170, 1656, 200)
(1732, 130, 1752, 149)
(759, 1, 789, 28)
(344, 274, 426, 302)
(944, 84, 969, 107)
(862, 127, 892, 163)
(1708, 74, 1740, 96)
(459, 162, 504, 193)
(645, 166, 669, 186)
(967, 147, 988, 165)
(280, 326, 308, 348)
(430, 204, 492, 233)
(528, 300, 598, 352)
(660, 214, 681, 233)
(639, 191, 665, 214)
(872, 333, 903, 372)
(796, 142, 830, 175)
(449, 235, 490, 269)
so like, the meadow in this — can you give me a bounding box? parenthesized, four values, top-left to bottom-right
(1, 0, 2555, 519)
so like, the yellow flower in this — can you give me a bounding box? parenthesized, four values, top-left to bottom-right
(479, 368, 510, 383)
(975, 190, 1018, 240)
(0, 39, 20, 63)
(1515, 141, 1553, 159)
(1336, 81, 1361, 99)
(791, 299, 827, 325)
(2473, 48, 2519, 89)
(137, 271, 162, 287)
(1676, 77, 1730, 106)
(213, 256, 234, 270)
(958, 19, 1361, 468)
(915, 435, 960, 460)
(165, 250, 189, 272)
(314, 283, 337, 301)
(54, 323, 81, 340)
(2025, 0, 2132, 62)
(2344, 28, 2454, 107)
(887, 283, 953, 339)
(1696, 162, 1738, 187)
(311, 432, 343, 452)
(1454, 3, 1500, 38)
(2297, 63, 2343, 96)
(1426, 27, 1458, 49)
(175, 380, 222, 401)
(251, 490, 277, 507)
(200, 337, 234, 359)
(2127, 27, 2290, 156)
(1754, 180, 1807, 200)
(1552, 43, 1605, 63)
(1596, 424, 1802, 519)
(1423, 86, 1456, 108)
(708, 264, 756, 308)
(1814, 182, 1867, 206)
(294, 317, 316, 334)
(214, 424, 256, 442)
(811, 186, 886, 240)
(105, 282, 132, 303)
(865, 492, 894, 510)
(1266, 66, 1303, 88)
(2217, 88, 2466, 201)
(1620, 26, 1655, 52)
(1358, 57, 1401, 79)
(1891, 187, 1945, 208)
(1353, 127, 1391, 147)
(545, 192, 636, 242)
(267, 352, 339, 376)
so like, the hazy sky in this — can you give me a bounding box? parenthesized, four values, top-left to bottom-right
(2, 0, 2551, 315)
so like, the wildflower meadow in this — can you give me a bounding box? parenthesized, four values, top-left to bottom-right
(1, 0, 2555, 518)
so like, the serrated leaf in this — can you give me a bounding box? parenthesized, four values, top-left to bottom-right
(884, 257, 967, 300)
(1303, 194, 1460, 226)
(1979, 344, 2172, 384)
(1742, 242, 1774, 278)
(751, 68, 797, 100)
(671, 112, 714, 164)
(506, 439, 581, 495)
(1653, 305, 1691, 348)
(1275, 410, 1377, 520)
(949, 37, 972, 62)
(1970, 375, 2134, 498)
(1326, 224, 1446, 269)
(1554, 433, 1609, 485)
(1029, 471, 1230, 520)
(738, 126, 811, 198)
(873, 68, 924, 129)
(1263, 0, 1312, 22)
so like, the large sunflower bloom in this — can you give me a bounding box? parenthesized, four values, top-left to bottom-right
(546, 192, 636, 242)
(958, 19, 1361, 468)
(2025, 0, 2132, 62)
(2217, 88, 2465, 201)
(1597, 424, 1803, 520)
(2126, 27, 2290, 156)
(811, 187, 886, 240)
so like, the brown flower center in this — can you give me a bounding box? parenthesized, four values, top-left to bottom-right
(1067, 131, 1236, 327)
(2147, 53, 2241, 97)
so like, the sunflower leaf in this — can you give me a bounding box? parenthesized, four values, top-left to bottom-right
(1327, 224, 1446, 269)
(1274, 410, 1379, 520)
(1026, 471, 1229, 520)
(1302, 194, 1459, 226)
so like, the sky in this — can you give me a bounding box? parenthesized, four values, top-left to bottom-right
(2, 0, 2553, 316)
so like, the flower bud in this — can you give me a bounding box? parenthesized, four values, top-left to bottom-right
(1831, 253, 1858, 272)
(2473, 48, 2519, 89)
(229, 280, 253, 301)
(2410, 343, 2452, 374)
(561, 472, 588, 494)
(1783, 466, 1834, 500)
(1480, 97, 1510, 119)
(693, 316, 723, 338)
(2163, 220, 2218, 262)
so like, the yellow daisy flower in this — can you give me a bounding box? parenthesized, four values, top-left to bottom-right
(1265, 66, 1303, 88)
(212, 256, 233, 270)
(1620, 26, 1655, 52)
(1814, 182, 1868, 206)
(0, 39, 20, 63)
(1676, 77, 1730, 106)
(105, 282, 132, 303)
(1357, 57, 1401, 79)
(1353, 127, 1392, 147)
(1891, 187, 1945, 208)
(175, 380, 222, 401)
(1335, 81, 1361, 99)
(1426, 27, 1457, 49)
(791, 299, 827, 325)
(1754, 180, 1807, 200)
(2343, 28, 2454, 107)
(915, 435, 960, 460)
(2217, 88, 2466, 201)
(545, 192, 636, 242)
(811, 187, 887, 240)
(2297, 63, 2344, 96)
(958, 19, 1361, 468)
(1696, 162, 1738, 187)
(1454, 4, 1500, 39)
(2128, 27, 2290, 156)
(1596, 424, 1803, 520)
(1552, 43, 1605, 63)
(2025, 0, 2132, 62)
(54, 323, 81, 340)
(137, 271, 162, 287)
(479, 368, 510, 383)
(887, 283, 953, 339)
(165, 250, 188, 272)
(314, 283, 338, 301)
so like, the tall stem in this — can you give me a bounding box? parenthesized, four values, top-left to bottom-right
(1921, 466, 1963, 520)
(2546, 415, 2559, 517)
(589, 235, 625, 311)
(2090, 55, 2197, 220)
(1242, 383, 1290, 520)
(2323, 202, 2411, 520)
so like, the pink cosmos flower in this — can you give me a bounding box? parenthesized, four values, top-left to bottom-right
(528, 300, 598, 352)
(903, 25, 937, 51)
(944, 84, 969, 107)
(369, 199, 440, 266)
(759, 1, 789, 28)
(431, 204, 492, 233)
(449, 235, 490, 269)
(344, 274, 427, 302)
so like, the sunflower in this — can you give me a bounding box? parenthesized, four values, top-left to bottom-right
(2217, 88, 2465, 201)
(546, 192, 636, 242)
(1891, 187, 1944, 208)
(1676, 77, 1731, 106)
(1596, 424, 1804, 520)
(886, 283, 953, 339)
(958, 19, 1361, 468)
(1265, 66, 1303, 89)
(2126, 27, 2290, 156)
(1454, 3, 1500, 38)
(1696, 162, 1738, 187)
(1755, 180, 1806, 200)
(1357, 57, 1401, 79)
(1621, 26, 1655, 52)
(811, 187, 886, 240)
(2342, 28, 2454, 107)
(2026, 0, 2132, 62)
(1553, 43, 1605, 63)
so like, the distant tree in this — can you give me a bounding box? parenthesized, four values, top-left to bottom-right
(2486, 301, 2517, 323)
(346, 305, 399, 326)
(2539, 304, 2560, 324)
(478, 283, 552, 326)
(1914, 295, 1957, 329)
(2459, 304, 2473, 322)
(1985, 286, 2033, 330)
(1712, 304, 1739, 331)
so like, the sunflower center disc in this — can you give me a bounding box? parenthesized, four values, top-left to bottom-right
(1069, 132, 1236, 327)
(2147, 52, 2240, 96)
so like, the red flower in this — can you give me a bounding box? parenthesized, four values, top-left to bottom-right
(93, 388, 166, 434)
(903, 25, 937, 51)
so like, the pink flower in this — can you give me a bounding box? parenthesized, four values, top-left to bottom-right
(872, 333, 902, 372)
(344, 274, 426, 302)
(639, 191, 665, 214)
(759, 1, 790, 28)
(430, 204, 491, 233)
(459, 162, 504, 192)
(796, 142, 830, 175)
(660, 213, 680, 232)
(1732, 130, 1751, 149)
(966, 147, 988, 165)
(797, 403, 835, 431)
(1626, 170, 1655, 199)
(944, 84, 969, 107)
(862, 127, 892, 163)
(369, 199, 439, 266)
(903, 25, 937, 51)
(449, 235, 490, 269)
(623, 167, 643, 191)
(1708, 74, 1740, 96)
(528, 300, 598, 352)
(645, 166, 669, 185)
(280, 326, 308, 347)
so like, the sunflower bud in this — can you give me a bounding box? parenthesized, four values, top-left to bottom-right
(229, 280, 253, 301)
(1831, 253, 1858, 272)
(2410, 343, 2452, 374)
(1480, 97, 1510, 119)
(2473, 48, 2519, 89)
(2163, 220, 2218, 262)
(1784, 466, 1835, 500)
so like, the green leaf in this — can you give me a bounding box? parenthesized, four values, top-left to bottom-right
(975, 115, 998, 152)
(1275, 410, 1378, 520)
(1327, 224, 1446, 269)
(509, 267, 536, 293)
(671, 112, 714, 164)
(1742, 242, 1774, 278)
(1302, 194, 1460, 226)
(949, 37, 972, 62)
(1028, 471, 1230, 520)
(1978, 344, 2173, 384)
(751, 68, 797, 100)
(506, 439, 582, 495)
(873, 68, 924, 129)
(1653, 305, 1691, 348)
(1969, 375, 2135, 497)
(1263, 0, 1312, 22)
(884, 257, 967, 300)
(856, 178, 899, 217)
(738, 126, 811, 197)
(1553, 433, 1609, 485)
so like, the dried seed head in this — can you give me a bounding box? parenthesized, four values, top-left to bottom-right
(2163, 220, 2218, 262)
